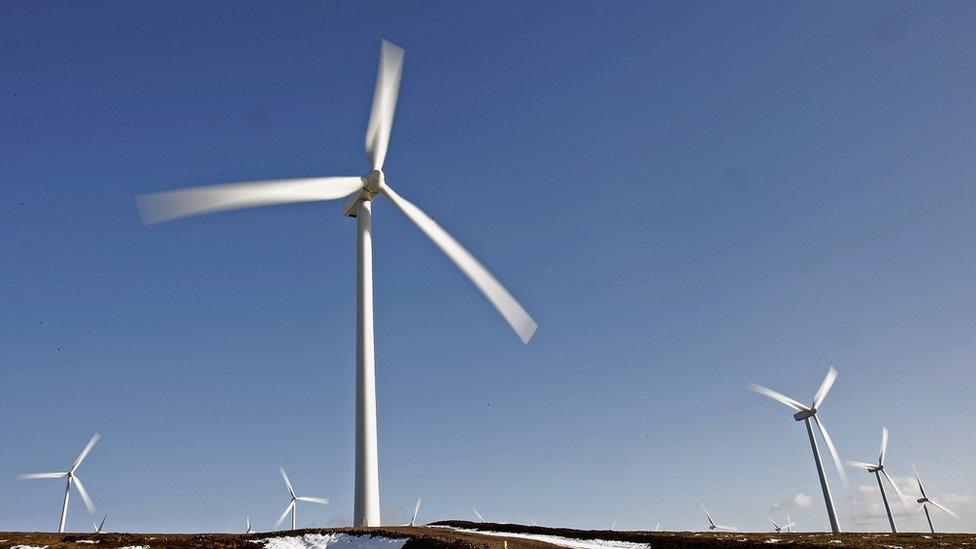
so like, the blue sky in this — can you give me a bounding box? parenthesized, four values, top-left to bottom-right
(2, 0, 975, 534)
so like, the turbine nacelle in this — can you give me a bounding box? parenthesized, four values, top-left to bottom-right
(793, 408, 816, 421)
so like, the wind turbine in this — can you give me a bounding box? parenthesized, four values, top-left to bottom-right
(911, 462, 957, 533)
(19, 433, 100, 532)
(847, 427, 907, 533)
(92, 514, 107, 533)
(699, 504, 736, 532)
(245, 516, 254, 534)
(398, 498, 422, 526)
(135, 39, 537, 528)
(766, 514, 794, 533)
(748, 368, 847, 533)
(275, 468, 329, 530)
(472, 508, 487, 523)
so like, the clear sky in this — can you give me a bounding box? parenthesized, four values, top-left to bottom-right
(1, 0, 974, 535)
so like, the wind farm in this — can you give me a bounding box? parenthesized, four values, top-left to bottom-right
(3, 2, 976, 548)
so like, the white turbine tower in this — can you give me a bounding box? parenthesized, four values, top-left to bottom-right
(848, 427, 907, 533)
(700, 504, 736, 531)
(275, 468, 329, 530)
(911, 462, 957, 533)
(19, 433, 100, 533)
(748, 368, 847, 533)
(135, 39, 537, 528)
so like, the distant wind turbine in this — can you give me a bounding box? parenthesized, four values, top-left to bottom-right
(700, 504, 736, 532)
(472, 508, 487, 523)
(245, 516, 254, 534)
(19, 433, 100, 532)
(848, 427, 907, 533)
(92, 514, 107, 534)
(134, 39, 537, 529)
(766, 514, 794, 533)
(911, 462, 957, 533)
(749, 368, 847, 533)
(530, 518, 539, 527)
(275, 468, 329, 530)
(410, 498, 422, 527)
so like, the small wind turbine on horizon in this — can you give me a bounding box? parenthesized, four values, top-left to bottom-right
(766, 514, 795, 533)
(911, 462, 957, 533)
(472, 508, 487, 523)
(699, 504, 736, 532)
(275, 468, 329, 530)
(135, 39, 537, 528)
(19, 433, 101, 533)
(848, 427, 907, 533)
(245, 516, 254, 534)
(749, 368, 847, 533)
(92, 514, 107, 534)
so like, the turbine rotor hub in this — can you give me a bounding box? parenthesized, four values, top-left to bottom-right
(363, 170, 385, 193)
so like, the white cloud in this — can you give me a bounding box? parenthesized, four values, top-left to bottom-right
(772, 493, 813, 510)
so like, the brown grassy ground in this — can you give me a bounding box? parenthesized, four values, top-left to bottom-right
(2, 522, 974, 549)
(434, 520, 976, 548)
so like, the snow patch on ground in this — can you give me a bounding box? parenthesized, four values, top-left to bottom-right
(75, 541, 98, 544)
(11, 545, 48, 549)
(254, 533, 407, 549)
(447, 528, 652, 549)
(119, 545, 149, 549)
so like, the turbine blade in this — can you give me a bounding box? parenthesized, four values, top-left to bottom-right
(275, 501, 296, 527)
(716, 525, 737, 531)
(699, 503, 715, 526)
(71, 433, 101, 473)
(846, 460, 877, 470)
(746, 383, 809, 412)
(98, 515, 107, 532)
(411, 498, 421, 526)
(472, 507, 486, 523)
(296, 496, 329, 505)
(811, 367, 837, 409)
(911, 462, 928, 498)
(813, 415, 848, 487)
(766, 516, 779, 529)
(73, 475, 96, 514)
(928, 499, 958, 518)
(881, 469, 907, 504)
(19, 472, 68, 479)
(380, 184, 538, 343)
(365, 40, 404, 171)
(136, 177, 364, 224)
(879, 427, 889, 466)
(279, 468, 296, 498)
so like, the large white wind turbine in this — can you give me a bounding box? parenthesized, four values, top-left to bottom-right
(19, 433, 100, 533)
(911, 462, 957, 533)
(748, 368, 847, 533)
(275, 468, 329, 530)
(700, 504, 736, 531)
(135, 39, 537, 528)
(848, 427, 907, 533)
